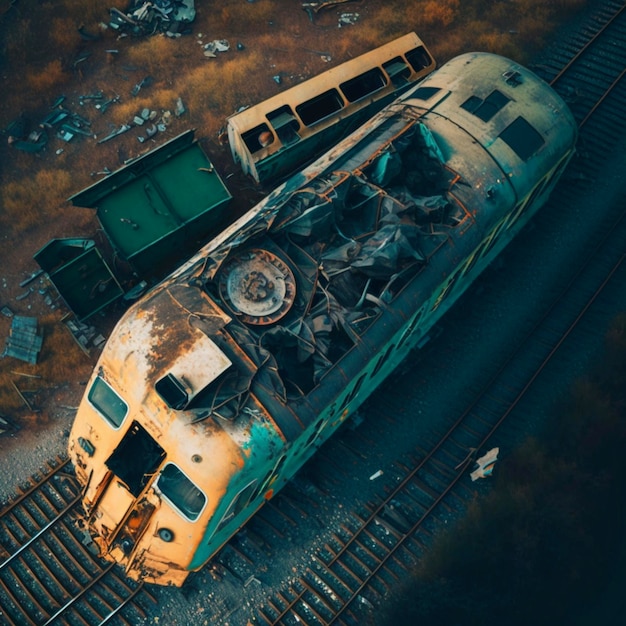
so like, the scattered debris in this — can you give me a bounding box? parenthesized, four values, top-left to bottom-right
(15, 287, 33, 301)
(1, 306, 14, 318)
(11, 380, 37, 412)
(131, 75, 152, 96)
(19, 270, 44, 288)
(98, 123, 131, 144)
(338, 12, 359, 27)
(5, 117, 48, 153)
(137, 123, 158, 142)
(78, 90, 104, 104)
(470, 447, 500, 481)
(302, 0, 359, 20)
(109, 0, 196, 37)
(11, 371, 42, 379)
(175, 96, 186, 117)
(123, 280, 148, 301)
(202, 39, 230, 57)
(0, 414, 19, 436)
(369, 470, 383, 480)
(95, 94, 121, 113)
(2, 316, 43, 365)
(73, 51, 92, 67)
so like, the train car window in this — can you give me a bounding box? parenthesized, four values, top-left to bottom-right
(106, 421, 165, 497)
(88, 376, 128, 428)
(411, 86, 441, 101)
(499, 116, 545, 161)
(242, 122, 274, 154)
(382, 57, 411, 86)
(296, 89, 344, 126)
(460, 90, 510, 122)
(157, 463, 206, 521)
(267, 105, 301, 146)
(405, 45, 433, 72)
(340, 67, 387, 103)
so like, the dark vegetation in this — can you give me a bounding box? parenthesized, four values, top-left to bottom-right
(381, 313, 626, 625)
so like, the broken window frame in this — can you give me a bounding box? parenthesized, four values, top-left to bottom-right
(106, 421, 166, 497)
(215, 479, 258, 533)
(296, 88, 345, 127)
(340, 67, 388, 103)
(156, 463, 207, 522)
(87, 375, 129, 429)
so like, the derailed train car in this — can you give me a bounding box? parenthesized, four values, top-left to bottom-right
(68, 52, 577, 586)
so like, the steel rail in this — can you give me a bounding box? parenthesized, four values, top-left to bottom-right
(549, 2, 626, 86)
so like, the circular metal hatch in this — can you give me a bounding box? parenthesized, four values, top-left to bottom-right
(218, 249, 296, 325)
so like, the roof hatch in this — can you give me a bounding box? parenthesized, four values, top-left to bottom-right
(155, 332, 232, 409)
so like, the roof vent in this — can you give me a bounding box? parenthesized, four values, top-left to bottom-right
(155, 374, 189, 410)
(502, 69, 523, 87)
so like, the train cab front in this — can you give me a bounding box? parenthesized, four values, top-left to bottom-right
(68, 375, 208, 585)
(68, 283, 245, 586)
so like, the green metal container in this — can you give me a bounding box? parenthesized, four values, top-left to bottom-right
(34, 238, 123, 320)
(69, 130, 232, 276)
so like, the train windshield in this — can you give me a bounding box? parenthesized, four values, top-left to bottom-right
(106, 421, 166, 497)
(88, 376, 128, 428)
(157, 463, 206, 521)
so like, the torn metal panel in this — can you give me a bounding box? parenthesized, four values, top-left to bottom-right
(110, 0, 196, 36)
(2, 316, 42, 364)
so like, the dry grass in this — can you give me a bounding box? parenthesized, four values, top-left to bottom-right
(50, 16, 83, 50)
(125, 35, 189, 77)
(0, 312, 93, 415)
(110, 89, 180, 125)
(26, 60, 72, 97)
(1, 169, 75, 234)
(420, 0, 460, 28)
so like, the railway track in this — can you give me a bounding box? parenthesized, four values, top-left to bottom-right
(0, 457, 155, 626)
(244, 4, 626, 624)
(538, 0, 626, 135)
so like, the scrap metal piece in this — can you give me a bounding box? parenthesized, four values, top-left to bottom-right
(302, 0, 359, 20)
(96, 95, 121, 113)
(470, 447, 500, 481)
(97, 124, 131, 144)
(19, 269, 44, 288)
(131, 76, 152, 96)
(79, 91, 104, 103)
(2, 316, 43, 364)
